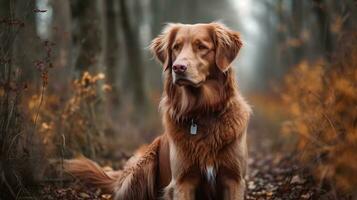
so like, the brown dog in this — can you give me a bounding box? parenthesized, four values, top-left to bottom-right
(65, 22, 251, 200)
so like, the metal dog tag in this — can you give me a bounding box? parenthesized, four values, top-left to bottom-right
(190, 120, 197, 135)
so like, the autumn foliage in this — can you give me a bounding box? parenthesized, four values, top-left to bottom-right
(26, 72, 111, 159)
(282, 32, 357, 192)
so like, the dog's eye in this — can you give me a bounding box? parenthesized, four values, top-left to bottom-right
(172, 44, 181, 51)
(198, 44, 208, 50)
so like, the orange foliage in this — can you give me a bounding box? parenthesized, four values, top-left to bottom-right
(282, 32, 357, 192)
(26, 72, 110, 158)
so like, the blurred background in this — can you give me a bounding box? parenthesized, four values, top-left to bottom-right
(1, 0, 356, 199)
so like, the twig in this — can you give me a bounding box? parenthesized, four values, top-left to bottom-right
(60, 133, 66, 187)
(6, 130, 24, 156)
(307, 91, 338, 136)
(1, 171, 16, 198)
(13, 171, 36, 200)
(33, 84, 46, 129)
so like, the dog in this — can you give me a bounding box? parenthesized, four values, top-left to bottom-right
(64, 22, 251, 200)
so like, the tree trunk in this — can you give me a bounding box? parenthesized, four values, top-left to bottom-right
(150, 0, 163, 37)
(104, 0, 121, 111)
(291, 0, 304, 65)
(312, 0, 333, 59)
(50, 0, 72, 92)
(70, 0, 103, 74)
(12, 0, 41, 83)
(0, 0, 14, 73)
(119, 0, 147, 107)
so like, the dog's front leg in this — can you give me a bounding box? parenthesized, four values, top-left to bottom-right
(163, 175, 199, 200)
(163, 139, 199, 200)
(221, 177, 245, 200)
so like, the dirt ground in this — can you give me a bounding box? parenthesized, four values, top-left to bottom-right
(38, 152, 351, 200)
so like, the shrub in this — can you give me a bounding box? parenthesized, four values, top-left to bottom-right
(282, 32, 357, 192)
(25, 72, 111, 159)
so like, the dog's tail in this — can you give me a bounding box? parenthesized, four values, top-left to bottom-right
(64, 137, 161, 199)
(63, 157, 120, 193)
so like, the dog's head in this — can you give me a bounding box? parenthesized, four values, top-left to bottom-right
(150, 22, 242, 87)
(151, 23, 243, 118)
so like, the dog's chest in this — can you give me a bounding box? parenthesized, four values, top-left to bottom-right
(185, 119, 237, 152)
(174, 118, 238, 166)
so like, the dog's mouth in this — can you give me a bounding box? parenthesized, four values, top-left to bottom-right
(174, 77, 203, 88)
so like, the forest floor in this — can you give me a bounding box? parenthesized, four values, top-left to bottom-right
(38, 149, 351, 200)
(38, 124, 352, 200)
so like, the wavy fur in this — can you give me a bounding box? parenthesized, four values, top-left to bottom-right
(64, 137, 161, 199)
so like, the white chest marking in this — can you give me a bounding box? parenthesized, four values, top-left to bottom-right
(206, 165, 216, 184)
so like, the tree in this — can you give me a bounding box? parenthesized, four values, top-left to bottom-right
(119, 0, 147, 107)
(12, 0, 42, 83)
(70, 0, 103, 74)
(50, 0, 72, 92)
(312, 0, 333, 59)
(104, 0, 121, 111)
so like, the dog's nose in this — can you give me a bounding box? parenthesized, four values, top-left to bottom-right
(172, 64, 187, 74)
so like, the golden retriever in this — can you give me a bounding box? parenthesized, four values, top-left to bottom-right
(65, 22, 251, 200)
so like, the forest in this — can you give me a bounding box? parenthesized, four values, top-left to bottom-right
(0, 0, 356, 199)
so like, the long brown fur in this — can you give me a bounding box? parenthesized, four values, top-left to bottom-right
(65, 137, 160, 199)
(64, 22, 251, 200)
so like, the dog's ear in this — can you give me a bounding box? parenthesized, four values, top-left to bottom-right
(150, 24, 179, 71)
(211, 23, 242, 72)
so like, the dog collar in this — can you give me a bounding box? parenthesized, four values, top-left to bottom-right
(186, 106, 228, 135)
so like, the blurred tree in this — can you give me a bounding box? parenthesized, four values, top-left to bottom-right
(0, 0, 13, 70)
(0, 1, 15, 195)
(70, 0, 103, 73)
(291, 0, 304, 64)
(150, 0, 165, 36)
(1, 1, 47, 197)
(50, 0, 72, 91)
(104, 0, 121, 111)
(312, 0, 333, 58)
(12, 0, 41, 83)
(342, 0, 357, 31)
(119, 0, 147, 107)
